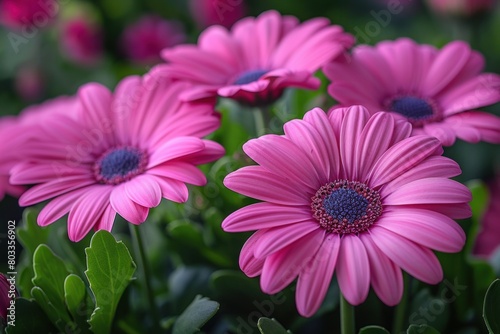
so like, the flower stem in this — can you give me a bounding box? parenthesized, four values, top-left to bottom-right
(340, 294, 355, 334)
(253, 107, 267, 137)
(392, 273, 410, 334)
(130, 224, 161, 331)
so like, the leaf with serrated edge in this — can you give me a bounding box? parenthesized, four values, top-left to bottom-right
(258, 317, 290, 334)
(172, 295, 220, 334)
(483, 279, 500, 334)
(31, 245, 74, 332)
(85, 231, 136, 334)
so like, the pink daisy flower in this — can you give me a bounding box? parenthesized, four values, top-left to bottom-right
(120, 15, 186, 66)
(60, 15, 104, 67)
(0, 0, 58, 30)
(0, 96, 76, 200)
(324, 38, 500, 146)
(473, 175, 500, 258)
(222, 106, 471, 317)
(156, 10, 354, 105)
(10, 74, 224, 242)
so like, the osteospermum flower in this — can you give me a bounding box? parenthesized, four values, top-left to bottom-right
(10, 74, 224, 242)
(222, 106, 471, 316)
(325, 38, 500, 146)
(473, 175, 500, 258)
(156, 10, 354, 105)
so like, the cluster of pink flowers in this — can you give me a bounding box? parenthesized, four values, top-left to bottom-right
(2, 9, 500, 318)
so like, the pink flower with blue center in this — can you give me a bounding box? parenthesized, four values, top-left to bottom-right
(222, 105, 471, 317)
(10, 73, 224, 242)
(155, 10, 354, 106)
(324, 38, 500, 146)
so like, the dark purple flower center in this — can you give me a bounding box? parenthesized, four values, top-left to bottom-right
(311, 180, 382, 235)
(94, 147, 147, 185)
(233, 69, 268, 85)
(390, 96, 435, 121)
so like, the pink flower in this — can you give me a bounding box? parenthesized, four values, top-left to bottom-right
(222, 106, 471, 316)
(10, 73, 224, 242)
(0, 0, 58, 30)
(473, 175, 500, 258)
(0, 96, 79, 201)
(189, 0, 246, 29)
(425, 0, 495, 16)
(0, 273, 16, 321)
(156, 10, 354, 105)
(324, 38, 500, 146)
(120, 15, 186, 66)
(60, 16, 103, 66)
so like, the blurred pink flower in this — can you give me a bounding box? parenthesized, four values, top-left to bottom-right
(0, 0, 58, 30)
(473, 176, 500, 258)
(14, 66, 44, 101)
(0, 96, 78, 201)
(60, 16, 103, 66)
(156, 10, 354, 106)
(189, 0, 246, 29)
(426, 0, 495, 16)
(10, 73, 224, 242)
(325, 38, 500, 146)
(120, 15, 186, 65)
(222, 106, 471, 316)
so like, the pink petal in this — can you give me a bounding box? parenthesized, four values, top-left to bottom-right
(124, 175, 162, 208)
(10, 162, 89, 184)
(38, 187, 95, 227)
(67, 185, 113, 242)
(222, 202, 312, 232)
(181, 140, 225, 166)
(148, 162, 207, 186)
(94, 205, 117, 232)
(224, 166, 310, 205)
(112, 75, 142, 143)
(110, 185, 149, 224)
(260, 229, 325, 294)
(389, 203, 471, 220)
(360, 233, 403, 306)
(148, 136, 205, 168)
(240, 230, 267, 277)
(370, 226, 443, 284)
(339, 106, 370, 180)
(380, 156, 462, 198)
(423, 41, 471, 96)
(420, 122, 457, 146)
(243, 135, 321, 190)
(19, 175, 96, 206)
(383, 178, 472, 205)
(355, 112, 396, 181)
(336, 234, 370, 305)
(376, 209, 466, 252)
(296, 234, 341, 317)
(150, 175, 189, 203)
(444, 111, 500, 144)
(254, 223, 320, 258)
(367, 135, 442, 188)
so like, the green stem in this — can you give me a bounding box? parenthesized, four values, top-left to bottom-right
(130, 224, 161, 332)
(392, 273, 410, 334)
(340, 294, 355, 334)
(253, 106, 267, 137)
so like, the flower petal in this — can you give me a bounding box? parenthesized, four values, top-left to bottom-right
(110, 185, 149, 224)
(148, 162, 207, 186)
(124, 174, 162, 208)
(370, 226, 443, 284)
(339, 106, 370, 180)
(222, 202, 312, 232)
(240, 230, 267, 277)
(336, 234, 370, 305)
(296, 234, 341, 317)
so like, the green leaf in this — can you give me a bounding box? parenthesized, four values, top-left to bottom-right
(172, 295, 220, 334)
(17, 209, 50, 256)
(85, 230, 136, 334)
(31, 245, 75, 332)
(5, 298, 58, 334)
(257, 317, 290, 334)
(407, 324, 441, 334)
(64, 274, 92, 332)
(483, 279, 500, 334)
(359, 326, 390, 334)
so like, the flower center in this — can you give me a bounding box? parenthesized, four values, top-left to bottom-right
(233, 69, 268, 85)
(389, 96, 436, 122)
(311, 180, 382, 235)
(94, 147, 148, 185)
